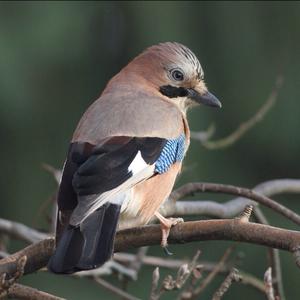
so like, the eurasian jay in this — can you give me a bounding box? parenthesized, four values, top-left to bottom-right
(48, 42, 221, 274)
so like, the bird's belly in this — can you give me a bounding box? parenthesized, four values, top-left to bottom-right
(120, 188, 141, 218)
(118, 162, 181, 230)
(118, 192, 143, 229)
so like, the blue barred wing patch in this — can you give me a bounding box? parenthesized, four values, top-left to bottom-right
(155, 134, 185, 174)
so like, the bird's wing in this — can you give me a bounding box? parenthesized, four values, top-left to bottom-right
(56, 136, 167, 234)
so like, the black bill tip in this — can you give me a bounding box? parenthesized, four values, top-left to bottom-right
(188, 89, 222, 108)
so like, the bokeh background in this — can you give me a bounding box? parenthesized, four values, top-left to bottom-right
(1, 1, 300, 299)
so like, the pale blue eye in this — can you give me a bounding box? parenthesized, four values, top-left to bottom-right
(171, 69, 184, 81)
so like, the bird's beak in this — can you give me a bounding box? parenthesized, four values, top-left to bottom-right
(187, 88, 222, 108)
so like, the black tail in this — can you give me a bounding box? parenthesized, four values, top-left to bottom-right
(48, 203, 121, 274)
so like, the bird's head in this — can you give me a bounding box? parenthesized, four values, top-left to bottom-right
(126, 42, 222, 113)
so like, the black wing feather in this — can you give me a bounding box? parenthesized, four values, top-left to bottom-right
(49, 136, 167, 274)
(72, 137, 166, 196)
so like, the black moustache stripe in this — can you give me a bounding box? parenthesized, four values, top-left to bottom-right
(159, 85, 189, 98)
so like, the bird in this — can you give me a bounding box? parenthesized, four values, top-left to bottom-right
(48, 42, 221, 274)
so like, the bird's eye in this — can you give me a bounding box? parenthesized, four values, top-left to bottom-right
(171, 69, 184, 81)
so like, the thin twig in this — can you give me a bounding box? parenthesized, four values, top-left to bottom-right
(178, 251, 203, 299)
(41, 163, 60, 233)
(114, 253, 187, 269)
(264, 267, 275, 300)
(239, 271, 265, 293)
(150, 267, 160, 300)
(190, 123, 216, 142)
(94, 277, 140, 300)
(151, 251, 201, 300)
(254, 207, 286, 300)
(193, 75, 283, 149)
(130, 247, 149, 275)
(192, 247, 234, 298)
(74, 260, 137, 280)
(0, 218, 49, 244)
(212, 268, 241, 300)
(269, 249, 283, 300)
(114, 253, 265, 294)
(121, 247, 149, 292)
(41, 163, 62, 184)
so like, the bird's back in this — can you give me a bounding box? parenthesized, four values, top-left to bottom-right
(72, 86, 185, 145)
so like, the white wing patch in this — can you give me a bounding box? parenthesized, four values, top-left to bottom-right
(128, 151, 148, 174)
(70, 158, 155, 226)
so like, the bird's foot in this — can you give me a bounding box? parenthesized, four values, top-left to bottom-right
(154, 212, 184, 255)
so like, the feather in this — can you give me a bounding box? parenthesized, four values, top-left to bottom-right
(48, 203, 121, 273)
(72, 89, 185, 145)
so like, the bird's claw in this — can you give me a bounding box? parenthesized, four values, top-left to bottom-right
(163, 246, 173, 256)
(157, 216, 184, 255)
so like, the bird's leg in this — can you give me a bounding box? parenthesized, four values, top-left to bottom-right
(154, 212, 184, 255)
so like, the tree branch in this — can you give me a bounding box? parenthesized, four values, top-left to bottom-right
(0, 218, 49, 244)
(1, 179, 299, 246)
(0, 238, 54, 277)
(168, 182, 300, 226)
(6, 284, 64, 300)
(1, 216, 300, 279)
(163, 179, 300, 219)
(1, 178, 299, 299)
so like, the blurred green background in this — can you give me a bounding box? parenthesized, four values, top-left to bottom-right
(1, 1, 300, 299)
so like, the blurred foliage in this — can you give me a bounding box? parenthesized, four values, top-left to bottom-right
(0, 1, 300, 299)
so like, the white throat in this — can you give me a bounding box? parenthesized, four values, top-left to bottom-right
(174, 97, 195, 114)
